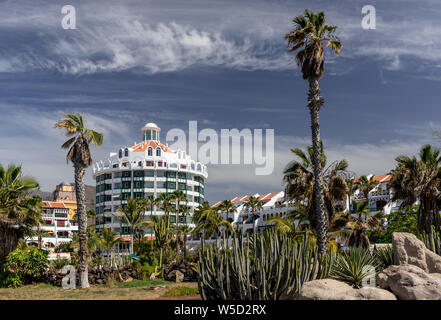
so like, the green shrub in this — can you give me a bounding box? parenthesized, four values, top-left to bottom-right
(50, 257, 71, 270)
(133, 255, 159, 279)
(373, 246, 394, 271)
(330, 247, 379, 288)
(1, 247, 49, 288)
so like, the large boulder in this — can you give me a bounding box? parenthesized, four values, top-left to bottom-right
(377, 264, 441, 300)
(392, 232, 441, 273)
(299, 279, 396, 300)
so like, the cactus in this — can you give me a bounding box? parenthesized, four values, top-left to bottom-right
(419, 226, 441, 255)
(196, 229, 335, 300)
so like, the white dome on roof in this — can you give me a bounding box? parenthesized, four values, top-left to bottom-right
(143, 122, 160, 130)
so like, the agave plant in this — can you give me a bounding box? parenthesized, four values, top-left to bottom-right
(373, 246, 394, 271)
(330, 247, 379, 288)
(197, 229, 335, 300)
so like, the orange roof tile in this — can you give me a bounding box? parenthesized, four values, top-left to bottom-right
(43, 201, 66, 208)
(131, 141, 176, 153)
(353, 175, 392, 183)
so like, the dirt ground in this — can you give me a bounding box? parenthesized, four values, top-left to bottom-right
(0, 281, 200, 300)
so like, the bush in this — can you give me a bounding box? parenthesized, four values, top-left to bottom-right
(50, 257, 70, 270)
(133, 255, 159, 279)
(330, 247, 379, 288)
(1, 247, 49, 288)
(373, 246, 394, 271)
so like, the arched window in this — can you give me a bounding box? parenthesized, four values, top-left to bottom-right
(148, 147, 153, 156)
(118, 149, 122, 158)
(197, 164, 202, 172)
(156, 147, 161, 157)
(124, 148, 129, 157)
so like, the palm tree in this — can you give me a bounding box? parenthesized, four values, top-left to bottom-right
(55, 112, 103, 288)
(285, 9, 342, 253)
(0, 164, 42, 265)
(98, 228, 123, 267)
(192, 201, 212, 239)
(194, 208, 234, 247)
(145, 195, 159, 246)
(158, 193, 172, 217)
(219, 200, 236, 223)
(171, 190, 187, 225)
(283, 143, 350, 233)
(117, 197, 149, 255)
(347, 201, 384, 249)
(178, 224, 193, 259)
(389, 144, 441, 233)
(243, 196, 263, 232)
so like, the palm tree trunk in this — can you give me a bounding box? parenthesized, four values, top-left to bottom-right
(130, 229, 134, 255)
(0, 220, 19, 268)
(176, 233, 180, 256)
(183, 234, 187, 259)
(37, 222, 42, 249)
(74, 164, 90, 288)
(308, 77, 328, 254)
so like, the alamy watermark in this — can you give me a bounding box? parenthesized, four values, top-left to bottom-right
(166, 121, 274, 176)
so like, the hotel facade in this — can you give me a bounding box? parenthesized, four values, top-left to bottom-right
(92, 122, 208, 235)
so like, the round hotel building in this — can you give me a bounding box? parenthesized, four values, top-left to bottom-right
(92, 123, 208, 236)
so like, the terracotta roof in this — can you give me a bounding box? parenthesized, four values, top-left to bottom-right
(212, 201, 222, 208)
(353, 175, 392, 183)
(130, 141, 175, 153)
(43, 201, 66, 208)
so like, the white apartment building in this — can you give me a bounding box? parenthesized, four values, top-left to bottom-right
(92, 122, 208, 236)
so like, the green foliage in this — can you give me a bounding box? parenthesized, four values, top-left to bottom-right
(367, 208, 418, 243)
(197, 229, 335, 300)
(1, 247, 48, 287)
(330, 247, 379, 288)
(1, 272, 22, 288)
(163, 286, 199, 297)
(373, 246, 394, 271)
(133, 255, 159, 279)
(50, 257, 71, 270)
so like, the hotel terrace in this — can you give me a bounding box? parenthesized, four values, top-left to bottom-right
(93, 122, 208, 236)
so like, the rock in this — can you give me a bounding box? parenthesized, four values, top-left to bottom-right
(378, 264, 441, 300)
(357, 287, 397, 300)
(96, 279, 104, 285)
(167, 270, 184, 283)
(299, 279, 396, 300)
(392, 232, 441, 273)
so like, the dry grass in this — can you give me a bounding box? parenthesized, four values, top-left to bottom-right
(0, 281, 200, 300)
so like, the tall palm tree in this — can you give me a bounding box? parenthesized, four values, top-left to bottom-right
(0, 164, 41, 265)
(117, 197, 149, 255)
(55, 112, 103, 288)
(158, 193, 172, 217)
(171, 190, 187, 225)
(243, 196, 264, 232)
(145, 194, 159, 246)
(219, 200, 236, 223)
(192, 201, 212, 239)
(285, 9, 342, 253)
(178, 224, 193, 259)
(98, 228, 123, 267)
(389, 144, 441, 233)
(347, 201, 384, 249)
(283, 143, 350, 232)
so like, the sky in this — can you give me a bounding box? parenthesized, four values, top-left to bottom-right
(0, 0, 441, 203)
